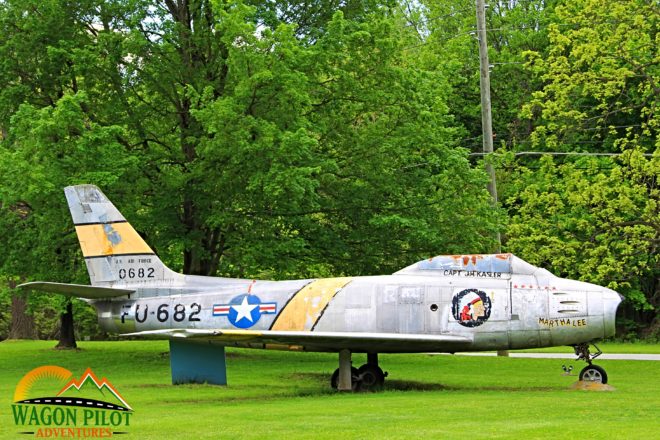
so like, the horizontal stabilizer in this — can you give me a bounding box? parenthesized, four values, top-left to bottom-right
(18, 282, 134, 299)
(122, 329, 473, 353)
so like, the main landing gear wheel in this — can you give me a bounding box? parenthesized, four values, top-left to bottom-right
(579, 365, 608, 384)
(356, 364, 385, 391)
(331, 367, 359, 390)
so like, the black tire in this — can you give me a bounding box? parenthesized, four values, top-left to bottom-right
(357, 364, 385, 391)
(579, 364, 608, 384)
(330, 367, 359, 390)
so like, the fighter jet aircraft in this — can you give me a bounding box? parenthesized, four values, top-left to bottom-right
(20, 185, 623, 390)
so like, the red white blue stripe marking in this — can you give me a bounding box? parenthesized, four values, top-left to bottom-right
(212, 294, 277, 329)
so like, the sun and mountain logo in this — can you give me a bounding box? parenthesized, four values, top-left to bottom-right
(11, 366, 132, 438)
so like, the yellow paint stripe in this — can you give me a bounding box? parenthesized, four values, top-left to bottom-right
(271, 277, 353, 331)
(75, 223, 153, 257)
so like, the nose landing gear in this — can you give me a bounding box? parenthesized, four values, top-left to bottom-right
(573, 343, 608, 384)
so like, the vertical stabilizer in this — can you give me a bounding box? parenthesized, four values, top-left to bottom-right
(65, 185, 182, 286)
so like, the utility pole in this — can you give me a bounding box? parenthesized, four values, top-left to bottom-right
(475, 0, 498, 236)
(476, 0, 508, 357)
(475, 0, 501, 252)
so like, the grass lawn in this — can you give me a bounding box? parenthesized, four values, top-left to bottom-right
(1, 340, 658, 439)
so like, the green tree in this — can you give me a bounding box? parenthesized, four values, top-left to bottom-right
(415, 0, 554, 150)
(1, 0, 502, 340)
(505, 0, 659, 336)
(0, 0, 128, 343)
(502, 152, 658, 335)
(183, 9, 504, 277)
(522, 0, 659, 153)
(0, 93, 141, 343)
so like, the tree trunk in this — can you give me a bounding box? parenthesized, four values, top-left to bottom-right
(8, 281, 36, 339)
(55, 300, 77, 349)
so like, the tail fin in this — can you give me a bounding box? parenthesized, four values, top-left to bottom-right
(65, 185, 182, 286)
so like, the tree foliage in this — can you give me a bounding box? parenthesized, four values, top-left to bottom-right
(508, 0, 659, 334)
(522, 0, 659, 153)
(415, 0, 554, 150)
(502, 152, 658, 311)
(0, 0, 502, 339)
(0, 0, 656, 339)
(415, 0, 658, 334)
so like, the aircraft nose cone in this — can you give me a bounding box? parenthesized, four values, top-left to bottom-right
(603, 288, 622, 338)
(602, 288, 623, 304)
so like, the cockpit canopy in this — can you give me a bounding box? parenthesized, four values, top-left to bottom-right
(394, 253, 554, 279)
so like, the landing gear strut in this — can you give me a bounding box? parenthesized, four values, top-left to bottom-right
(331, 351, 388, 391)
(573, 343, 608, 384)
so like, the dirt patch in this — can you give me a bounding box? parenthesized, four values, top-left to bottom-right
(570, 380, 616, 391)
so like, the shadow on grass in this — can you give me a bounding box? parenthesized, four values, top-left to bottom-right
(387, 380, 558, 392)
(290, 372, 558, 393)
(131, 372, 559, 402)
(384, 379, 453, 391)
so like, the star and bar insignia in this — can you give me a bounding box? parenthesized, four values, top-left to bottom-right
(213, 294, 277, 329)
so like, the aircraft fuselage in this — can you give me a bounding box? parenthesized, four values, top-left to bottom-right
(93, 270, 621, 353)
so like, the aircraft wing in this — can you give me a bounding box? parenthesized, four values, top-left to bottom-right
(122, 329, 473, 353)
(18, 282, 134, 299)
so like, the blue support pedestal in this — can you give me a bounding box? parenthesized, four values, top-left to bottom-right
(169, 340, 227, 385)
